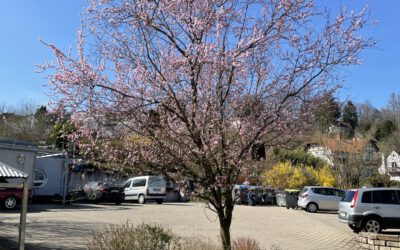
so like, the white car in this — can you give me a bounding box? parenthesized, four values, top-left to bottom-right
(298, 186, 345, 213)
(123, 176, 166, 204)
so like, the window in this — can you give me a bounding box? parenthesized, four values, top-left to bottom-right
(149, 176, 164, 185)
(311, 188, 319, 194)
(361, 191, 372, 203)
(124, 180, 132, 188)
(392, 162, 398, 168)
(312, 188, 329, 195)
(342, 191, 356, 202)
(372, 190, 400, 205)
(300, 187, 308, 195)
(132, 178, 146, 187)
(34, 169, 47, 188)
(332, 189, 344, 197)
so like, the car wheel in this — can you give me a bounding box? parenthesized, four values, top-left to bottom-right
(88, 192, 97, 201)
(156, 199, 163, 204)
(306, 203, 318, 213)
(138, 194, 146, 204)
(348, 224, 361, 233)
(4, 197, 17, 209)
(363, 217, 382, 233)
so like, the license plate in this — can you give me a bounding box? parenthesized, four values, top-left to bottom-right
(153, 189, 160, 192)
(111, 190, 119, 193)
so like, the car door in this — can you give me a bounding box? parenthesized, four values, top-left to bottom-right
(371, 190, 400, 228)
(131, 178, 147, 198)
(147, 176, 166, 195)
(123, 179, 133, 200)
(312, 188, 330, 210)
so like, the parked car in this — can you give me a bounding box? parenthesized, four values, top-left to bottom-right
(70, 180, 125, 205)
(124, 176, 166, 204)
(298, 186, 345, 213)
(0, 180, 32, 210)
(338, 187, 400, 233)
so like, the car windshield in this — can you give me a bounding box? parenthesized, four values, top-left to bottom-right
(342, 190, 356, 202)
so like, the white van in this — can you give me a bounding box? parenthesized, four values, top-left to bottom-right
(123, 176, 166, 204)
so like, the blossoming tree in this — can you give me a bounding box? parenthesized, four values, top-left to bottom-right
(40, 0, 373, 248)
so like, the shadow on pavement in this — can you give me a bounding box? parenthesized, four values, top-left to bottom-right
(0, 237, 58, 250)
(0, 219, 92, 250)
(0, 203, 139, 214)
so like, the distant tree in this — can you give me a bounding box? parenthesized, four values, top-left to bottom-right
(374, 119, 397, 141)
(357, 101, 380, 134)
(274, 148, 327, 169)
(377, 130, 400, 155)
(387, 92, 400, 122)
(342, 101, 358, 138)
(314, 94, 341, 133)
(49, 121, 76, 150)
(0, 102, 53, 144)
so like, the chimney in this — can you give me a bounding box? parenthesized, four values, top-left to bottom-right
(378, 153, 386, 175)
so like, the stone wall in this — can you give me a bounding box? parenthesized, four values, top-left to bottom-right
(358, 232, 400, 250)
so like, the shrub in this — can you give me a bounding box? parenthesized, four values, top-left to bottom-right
(174, 237, 220, 250)
(262, 162, 336, 189)
(87, 222, 176, 250)
(87, 222, 266, 250)
(232, 237, 261, 250)
(314, 165, 336, 187)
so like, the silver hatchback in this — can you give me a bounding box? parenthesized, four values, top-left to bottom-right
(298, 186, 345, 213)
(338, 187, 400, 233)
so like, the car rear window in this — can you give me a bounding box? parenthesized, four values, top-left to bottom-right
(342, 190, 356, 202)
(300, 187, 308, 195)
(149, 177, 165, 186)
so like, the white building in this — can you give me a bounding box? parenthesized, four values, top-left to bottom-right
(378, 151, 400, 181)
(0, 140, 38, 188)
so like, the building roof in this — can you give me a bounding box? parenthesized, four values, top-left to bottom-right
(307, 136, 378, 154)
(0, 162, 28, 178)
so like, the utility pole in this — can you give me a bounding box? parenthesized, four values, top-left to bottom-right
(62, 151, 69, 205)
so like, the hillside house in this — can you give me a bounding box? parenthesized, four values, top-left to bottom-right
(378, 151, 400, 181)
(306, 137, 381, 177)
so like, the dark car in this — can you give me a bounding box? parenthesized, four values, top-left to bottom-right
(69, 181, 125, 205)
(0, 180, 32, 210)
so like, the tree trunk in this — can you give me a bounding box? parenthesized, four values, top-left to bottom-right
(220, 217, 232, 250)
(216, 192, 234, 250)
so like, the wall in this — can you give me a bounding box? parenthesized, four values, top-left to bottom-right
(34, 157, 64, 196)
(0, 143, 37, 188)
(358, 232, 400, 250)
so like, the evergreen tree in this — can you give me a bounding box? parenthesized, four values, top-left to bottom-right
(314, 95, 341, 133)
(342, 101, 358, 138)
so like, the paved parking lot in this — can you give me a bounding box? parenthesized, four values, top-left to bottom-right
(0, 202, 362, 250)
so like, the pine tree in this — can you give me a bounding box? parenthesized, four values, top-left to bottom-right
(342, 101, 358, 138)
(314, 95, 341, 133)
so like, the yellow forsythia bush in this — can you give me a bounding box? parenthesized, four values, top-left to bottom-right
(262, 162, 336, 189)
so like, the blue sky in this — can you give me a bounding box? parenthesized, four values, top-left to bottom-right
(0, 0, 399, 110)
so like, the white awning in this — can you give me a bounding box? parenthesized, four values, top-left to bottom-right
(0, 161, 28, 178)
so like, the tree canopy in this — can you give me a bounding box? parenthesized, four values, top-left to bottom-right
(40, 1, 372, 249)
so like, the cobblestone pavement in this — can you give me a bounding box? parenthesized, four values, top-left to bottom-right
(0, 203, 364, 250)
